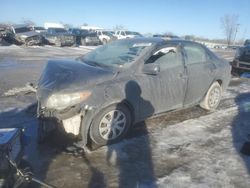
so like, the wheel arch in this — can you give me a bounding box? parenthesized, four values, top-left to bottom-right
(216, 79, 222, 86)
(80, 99, 135, 148)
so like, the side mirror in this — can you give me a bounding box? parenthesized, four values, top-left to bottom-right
(142, 64, 160, 75)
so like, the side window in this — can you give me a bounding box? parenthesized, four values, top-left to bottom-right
(75, 30, 80, 35)
(48, 29, 52, 34)
(184, 44, 207, 64)
(121, 31, 126, 36)
(146, 46, 182, 69)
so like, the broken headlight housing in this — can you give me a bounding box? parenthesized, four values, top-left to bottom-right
(46, 91, 91, 110)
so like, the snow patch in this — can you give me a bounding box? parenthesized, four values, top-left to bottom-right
(3, 83, 36, 97)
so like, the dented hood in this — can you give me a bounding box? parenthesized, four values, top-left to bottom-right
(37, 59, 115, 98)
(16, 31, 40, 38)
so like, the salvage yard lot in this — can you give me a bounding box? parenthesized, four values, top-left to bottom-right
(1, 45, 250, 187)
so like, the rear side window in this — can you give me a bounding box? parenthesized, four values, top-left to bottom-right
(184, 44, 207, 64)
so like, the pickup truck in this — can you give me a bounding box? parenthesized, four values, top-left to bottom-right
(232, 39, 250, 75)
(114, 30, 143, 39)
(96, 30, 116, 44)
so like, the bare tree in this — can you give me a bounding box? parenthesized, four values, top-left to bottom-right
(221, 14, 239, 45)
(21, 18, 35, 26)
(164, 31, 174, 36)
(113, 25, 126, 30)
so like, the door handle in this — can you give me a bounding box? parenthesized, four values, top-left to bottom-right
(179, 73, 187, 79)
(154, 66, 160, 73)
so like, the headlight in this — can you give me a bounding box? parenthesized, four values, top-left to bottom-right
(46, 91, 91, 110)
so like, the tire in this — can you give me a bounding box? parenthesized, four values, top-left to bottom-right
(102, 39, 107, 45)
(200, 81, 222, 111)
(89, 104, 132, 146)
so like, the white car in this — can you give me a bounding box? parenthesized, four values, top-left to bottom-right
(114, 30, 143, 39)
(96, 30, 116, 44)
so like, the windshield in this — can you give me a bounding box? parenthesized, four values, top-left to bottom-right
(81, 40, 153, 67)
(15, 27, 32, 33)
(54, 28, 67, 33)
(126, 31, 141, 36)
(34, 27, 45, 30)
(102, 31, 114, 37)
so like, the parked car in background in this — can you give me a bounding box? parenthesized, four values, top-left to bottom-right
(68, 28, 100, 46)
(9, 24, 43, 45)
(232, 39, 250, 75)
(32, 26, 46, 34)
(44, 28, 75, 47)
(37, 38, 231, 149)
(114, 30, 143, 39)
(0, 24, 12, 44)
(153, 34, 180, 40)
(96, 30, 117, 44)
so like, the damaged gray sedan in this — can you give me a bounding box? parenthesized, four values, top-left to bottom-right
(37, 38, 231, 148)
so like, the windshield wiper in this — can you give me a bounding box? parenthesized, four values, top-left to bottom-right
(81, 59, 109, 68)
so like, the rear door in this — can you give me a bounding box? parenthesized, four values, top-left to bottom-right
(155, 44, 187, 112)
(183, 43, 216, 106)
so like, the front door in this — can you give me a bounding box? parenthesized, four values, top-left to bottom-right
(137, 44, 187, 119)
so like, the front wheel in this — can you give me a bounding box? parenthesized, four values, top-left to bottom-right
(200, 81, 222, 111)
(55, 40, 62, 47)
(102, 39, 107, 45)
(89, 104, 132, 147)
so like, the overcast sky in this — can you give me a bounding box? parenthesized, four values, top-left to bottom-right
(1, 0, 250, 39)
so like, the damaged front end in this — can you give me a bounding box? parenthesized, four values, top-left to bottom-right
(36, 59, 114, 138)
(37, 93, 92, 136)
(15, 33, 43, 46)
(24, 35, 43, 46)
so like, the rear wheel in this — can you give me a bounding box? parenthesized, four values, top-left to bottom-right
(89, 104, 131, 147)
(200, 81, 222, 111)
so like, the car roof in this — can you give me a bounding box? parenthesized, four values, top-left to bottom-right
(48, 27, 66, 30)
(13, 24, 32, 28)
(120, 37, 200, 47)
(120, 37, 164, 44)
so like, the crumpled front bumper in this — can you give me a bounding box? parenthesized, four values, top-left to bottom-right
(38, 104, 86, 136)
